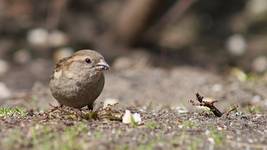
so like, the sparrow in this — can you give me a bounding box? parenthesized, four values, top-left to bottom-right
(49, 49, 109, 109)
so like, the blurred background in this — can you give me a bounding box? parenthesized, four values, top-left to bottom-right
(0, 0, 267, 110)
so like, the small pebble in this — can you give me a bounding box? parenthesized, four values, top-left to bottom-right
(251, 95, 262, 103)
(0, 82, 11, 99)
(0, 59, 9, 76)
(226, 34, 247, 56)
(27, 28, 49, 47)
(246, 0, 267, 16)
(174, 106, 188, 114)
(103, 98, 119, 108)
(211, 84, 223, 92)
(13, 49, 31, 64)
(251, 56, 267, 73)
(48, 30, 68, 47)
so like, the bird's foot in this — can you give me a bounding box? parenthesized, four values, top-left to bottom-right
(87, 104, 94, 111)
(49, 103, 63, 112)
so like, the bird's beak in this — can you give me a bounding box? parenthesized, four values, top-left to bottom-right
(95, 59, 110, 71)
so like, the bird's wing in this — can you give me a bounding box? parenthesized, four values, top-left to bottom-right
(50, 56, 71, 80)
(55, 56, 70, 72)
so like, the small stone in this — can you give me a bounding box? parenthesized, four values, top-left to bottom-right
(27, 28, 49, 47)
(264, 101, 267, 107)
(208, 137, 215, 144)
(0, 59, 9, 76)
(251, 56, 267, 73)
(48, 30, 68, 47)
(226, 34, 247, 56)
(211, 84, 223, 92)
(251, 95, 262, 103)
(174, 106, 188, 114)
(13, 49, 31, 64)
(0, 82, 11, 99)
(103, 98, 119, 108)
(246, 0, 267, 16)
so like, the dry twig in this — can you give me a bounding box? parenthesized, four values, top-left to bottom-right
(190, 93, 238, 117)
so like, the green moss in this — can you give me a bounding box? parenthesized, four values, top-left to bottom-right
(1, 123, 88, 150)
(188, 138, 201, 150)
(137, 141, 156, 150)
(82, 111, 98, 120)
(181, 120, 197, 129)
(209, 128, 225, 145)
(1, 129, 27, 150)
(0, 107, 27, 117)
(115, 144, 129, 150)
(246, 106, 263, 114)
(93, 131, 103, 139)
(145, 121, 159, 129)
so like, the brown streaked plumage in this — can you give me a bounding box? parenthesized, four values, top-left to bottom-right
(49, 49, 109, 109)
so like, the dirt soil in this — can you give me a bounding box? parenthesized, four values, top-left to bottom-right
(0, 53, 267, 150)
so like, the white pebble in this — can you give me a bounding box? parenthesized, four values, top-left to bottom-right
(208, 137, 215, 144)
(48, 30, 68, 47)
(226, 34, 247, 56)
(252, 56, 267, 73)
(174, 106, 188, 114)
(27, 28, 49, 47)
(103, 98, 119, 108)
(211, 84, 223, 92)
(264, 101, 267, 107)
(246, 0, 267, 16)
(0, 82, 11, 99)
(251, 95, 261, 103)
(0, 59, 9, 76)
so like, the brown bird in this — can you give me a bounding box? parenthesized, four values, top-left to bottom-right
(49, 50, 109, 109)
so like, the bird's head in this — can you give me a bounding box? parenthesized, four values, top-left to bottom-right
(56, 50, 109, 80)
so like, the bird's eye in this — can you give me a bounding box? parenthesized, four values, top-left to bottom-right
(85, 58, 92, 64)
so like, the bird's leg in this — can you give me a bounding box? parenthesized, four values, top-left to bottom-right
(49, 103, 63, 112)
(59, 104, 63, 108)
(87, 104, 94, 111)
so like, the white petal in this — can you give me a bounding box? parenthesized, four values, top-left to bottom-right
(132, 113, 142, 124)
(122, 110, 132, 124)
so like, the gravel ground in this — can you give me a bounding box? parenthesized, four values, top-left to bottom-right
(0, 54, 267, 150)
